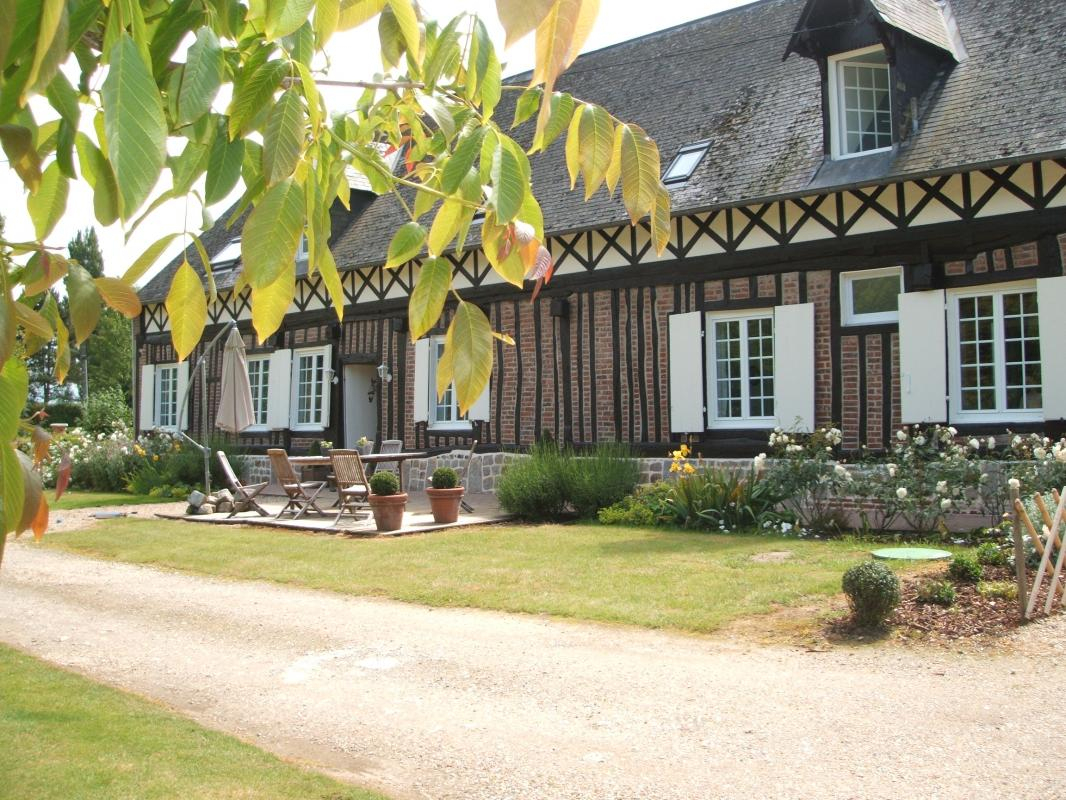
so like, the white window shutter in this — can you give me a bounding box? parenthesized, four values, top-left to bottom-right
(321, 345, 334, 425)
(266, 349, 292, 429)
(413, 338, 430, 424)
(138, 365, 155, 431)
(176, 362, 191, 430)
(899, 290, 946, 423)
(774, 302, 816, 431)
(1037, 277, 1066, 421)
(668, 312, 704, 433)
(469, 380, 490, 422)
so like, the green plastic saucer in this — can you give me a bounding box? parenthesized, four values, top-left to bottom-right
(871, 547, 952, 561)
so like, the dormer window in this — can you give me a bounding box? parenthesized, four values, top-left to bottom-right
(211, 238, 241, 274)
(828, 46, 892, 159)
(662, 141, 710, 184)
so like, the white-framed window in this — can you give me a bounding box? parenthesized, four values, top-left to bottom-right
(705, 310, 775, 427)
(663, 141, 710, 185)
(947, 284, 1042, 423)
(246, 355, 270, 428)
(290, 347, 330, 429)
(211, 237, 241, 271)
(428, 337, 468, 428)
(828, 45, 892, 159)
(155, 364, 179, 431)
(841, 266, 903, 325)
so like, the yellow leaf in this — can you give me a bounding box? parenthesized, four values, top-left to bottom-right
(618, 123, 661, 224)
(578, 103, 613, 200)
(338, 0, 386, 30)
(651, 183, 672, 256)
(166, 261, 207, 361)
(532, 0, 599, 140)
(15, 304, 52, 343)
(604, 122, 623, 195)
(428, 198, 464, 256)
(386, 0, 422, 65)
(482, 220, 525, 287)
(95, 277, 142, 318)
(446, 301, 493, 413)
(408, 257, 451, 340)
(564, 105, 582, 189)
(251, 260, 295, 343)
(495, 0, 556, 48)
(123, 233, 181, 284)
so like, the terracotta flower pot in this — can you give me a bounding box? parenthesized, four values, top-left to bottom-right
(425, 486, 465, 524)
(368, 492, 408, 532)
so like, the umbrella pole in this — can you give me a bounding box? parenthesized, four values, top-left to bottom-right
(176, 320, 237, 497)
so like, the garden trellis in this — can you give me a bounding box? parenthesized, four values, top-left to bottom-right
(1011, 485, 1066, 619)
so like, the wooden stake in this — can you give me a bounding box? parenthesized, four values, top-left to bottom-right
(1043, 487, 1066, 615)
(1010, 486, 1028, 620)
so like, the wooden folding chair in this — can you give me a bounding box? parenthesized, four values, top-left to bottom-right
(267, 449, 329, 520)
(374, 439, 404, 474)
(329, 449, 371, 525)
(216, 451, 270, 517)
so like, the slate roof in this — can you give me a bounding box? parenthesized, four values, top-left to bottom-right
(141, 0, 1066, 301)
(867, 0, 955, 56)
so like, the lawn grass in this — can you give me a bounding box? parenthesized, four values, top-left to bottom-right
(51, 490, 160, 511)
(0, 644, 385, 800)
(43, 519, 888, 633)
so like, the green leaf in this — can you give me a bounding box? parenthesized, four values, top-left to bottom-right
(338, 0, 386, 30)
(0, 357, 28, 441)
(205, 128, 244, 204)
(618, 122, 661, 224)
(177, 27, 223, 126)
(441, 126, 485, 195)
(26, 0, 67, 97)
(1, 444, 24, 536)
(101, 34, 167, 217)
(64, 262, 101, 345)
(262, 88, 305, 185)
(44, 71, 79, 127)
(166, 261, 207, 361)
(490, 142, 526, 223)
(14, 303, 52, 343)
(265, 0, 315, 39)
(408, 257, 450, 340)
(123, 232, 181, 284)
(169, 138, 211, 195)
(385, 221, 426, 269)
(512, 88, 542, 129)
(428, 198, 464, 256)
(250, 259, 295, 343)
(531, 0, 598, 141)
(0, 124, 41, 192)
(0, 0, 15, 68)
(577, 102, 613, 199)
(40, 293, 69, 382)
(228, 60, 286, 138)
(314, 0, 340, 46)
(416, 92, 456, 141)
(0, 271, 14, 371)
(74, 132, 119, 226)
(241, 178, 305, 289)
(447, 301, 493, 413)
(26, 161, 68, 240)
(386, 0, 421, 65)
(532, 92, 574, 152)
(495, 0, 555, 47)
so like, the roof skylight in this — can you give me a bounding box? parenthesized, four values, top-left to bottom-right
(663, 141, 710, 184)
(211, 238, 241, 266)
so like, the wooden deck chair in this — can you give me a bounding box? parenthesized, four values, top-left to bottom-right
(267, 449, 329, 520)
(216, 451, 269, 518)
(453, 440, 478, 513)
(329, 449, 371, 525)
(374, 439, 404, 474)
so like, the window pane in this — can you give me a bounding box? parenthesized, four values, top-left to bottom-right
(850, 274, 900, 316)
(839, 57, 891, 154)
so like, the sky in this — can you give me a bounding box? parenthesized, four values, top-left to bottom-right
(0, 0, 757, 284)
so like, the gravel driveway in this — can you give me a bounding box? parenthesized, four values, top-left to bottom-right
(1, 541, 1062, 800)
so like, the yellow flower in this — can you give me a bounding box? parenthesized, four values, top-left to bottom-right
(672, 450, 683, 459)
(680, 444, 691, 457)
(152, 454, 160, 462)
(683, 463, 696, 474)
(174, 444, 181, 452)
(669, 462, 680, 473)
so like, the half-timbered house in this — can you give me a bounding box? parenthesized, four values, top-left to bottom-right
(135, 0, 1066, 456)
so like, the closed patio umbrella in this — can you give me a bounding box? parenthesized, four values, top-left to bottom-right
(216, 326, 255, 434)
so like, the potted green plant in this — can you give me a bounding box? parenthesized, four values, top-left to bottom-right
(426, 466, 464, 524)
(368, 470, 408, 532)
